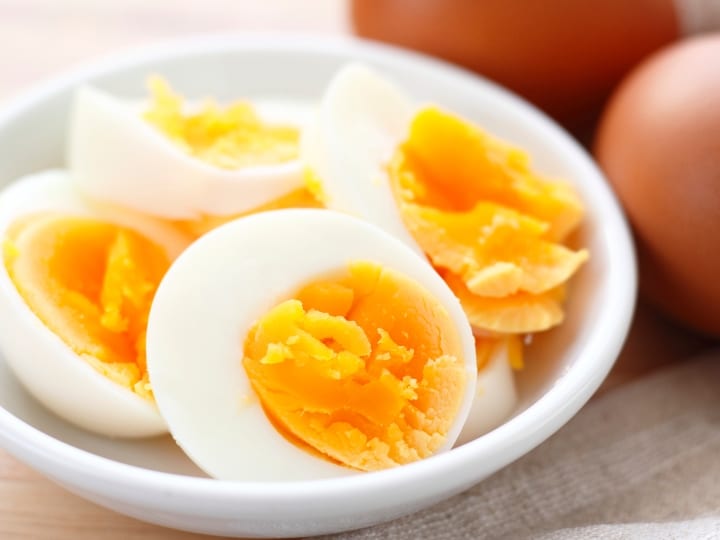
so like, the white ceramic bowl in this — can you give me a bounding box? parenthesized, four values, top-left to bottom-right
(0, 36, 636, 538)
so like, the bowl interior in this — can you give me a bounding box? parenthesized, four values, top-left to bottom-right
(0, 39, 617, 478)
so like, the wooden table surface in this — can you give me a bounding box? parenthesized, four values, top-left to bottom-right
(0, 2, 711, 538)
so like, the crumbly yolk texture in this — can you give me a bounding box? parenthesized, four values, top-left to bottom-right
(242, 261, 467, 471)
(389, 107, 588, 334)
(3, 214, 170, 399)
(143, 77, 299, 169)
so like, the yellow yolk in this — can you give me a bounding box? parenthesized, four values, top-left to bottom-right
(392, 106, 584, 242)
(445, 270, 566, 334)
(143, 77, 300, 169)
(475, 335, 524, 371)
(242, 261, 467, 472)
(173, 187, 323, 238)
(3, 214, 170, 399)
(401, 202, 588, 298)
(303, 168, 328, 205)
(389, 106, 588, 334)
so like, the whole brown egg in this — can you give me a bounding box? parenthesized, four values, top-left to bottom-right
(594, 34, 720, 336)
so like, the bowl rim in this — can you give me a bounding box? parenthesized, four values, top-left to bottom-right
(0, 33, 637, 505)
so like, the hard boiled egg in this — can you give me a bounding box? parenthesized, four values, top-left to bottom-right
(146, 209, 477, 481)
(69, 79, 317, 220)
(303, 64, 588, 336)
(0, 170, 190, 437)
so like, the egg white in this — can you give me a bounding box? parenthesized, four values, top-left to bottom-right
(0, 170, 190, 437)
(146, 209, 477, 481)
(69, 86, 315, 220)
(456, 341, 518, 445)
(301, 64, 423, 253)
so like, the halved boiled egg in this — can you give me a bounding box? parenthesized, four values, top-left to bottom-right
(146, 209, 477, 481)
(303, 64, 588, 335)
(69, 78, 318, 222)
(0, 170, 190, 437)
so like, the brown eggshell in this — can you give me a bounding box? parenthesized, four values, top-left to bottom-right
(594, 34, 720, 336)
(351, 0, 679, 130)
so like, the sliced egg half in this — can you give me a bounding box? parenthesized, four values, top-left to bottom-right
(303, 64, 588, 335)
(69, 79, 317, 221)
(0, 170, 190, 437)
(147, 209, 477, 481)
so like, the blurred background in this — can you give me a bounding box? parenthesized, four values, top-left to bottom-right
(0, 0, 348, 100)
(0, 0, 709, 134)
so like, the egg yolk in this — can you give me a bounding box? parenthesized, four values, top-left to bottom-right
(242, 261, 467, 471)
(389, 107, 588, 334)
(173, 185, 323, 239)
(475, 335, 524, 371)
(144, 77, 299, 169)
(3, 214, 170, 399)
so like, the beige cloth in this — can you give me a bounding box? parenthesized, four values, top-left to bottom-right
(326, 351, 720, 539)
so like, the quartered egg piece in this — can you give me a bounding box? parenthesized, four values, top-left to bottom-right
(304, 64, 588, 335)
(0, 170, 190, 437)
(456, 337, 519, 445)
(69, 80, 316, 220)
(147, 209, 477, 481)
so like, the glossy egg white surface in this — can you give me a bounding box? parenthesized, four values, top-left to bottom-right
(302, 64, 422, 252)
(457, 341, 518, 445)
(0, 170, 190, 437)
(69, 86, 314, 220)
(146, 209, 477, 481)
